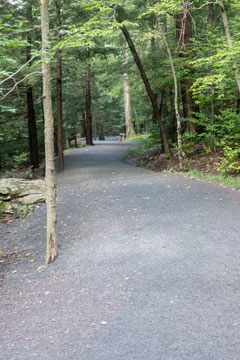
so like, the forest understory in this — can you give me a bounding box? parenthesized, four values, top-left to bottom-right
(127, 140, 240, 190)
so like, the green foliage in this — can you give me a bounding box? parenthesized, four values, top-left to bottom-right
(181, 133, 199, 155)
(215, 146, 240, 176)
(0, 202, 6, 217)
(127, 126, 162, 159)
(184, 169, 240, 190)
(1, 0, 240, 187)
(214, 110, 240, 147)
(2, 169, 17, 178)
(11, 204, 34, 217)
(13, 153, 29, 169)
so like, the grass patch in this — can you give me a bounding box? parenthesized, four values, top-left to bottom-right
(183, 169, 240, 190)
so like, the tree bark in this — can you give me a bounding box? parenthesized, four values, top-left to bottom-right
(81, 110, 86, 138)
(26, 4, 39, 169)
(55, 0, 64, 172)
(94, 108, 105, 140)
(81, 110, 86, 137)
(208, 1, 216, 149)
(123, 46, 135, 138)
(176, 3, 197, 134)
(208, 1, 214, 27)
(120, 25, 170, 155)
(40, 0, 58, 265)
(85, 55, 93, 145)
(164, 39, 183, 169)
(218, 1, 240, 93)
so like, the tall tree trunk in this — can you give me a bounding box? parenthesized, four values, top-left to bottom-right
(26, 4, 39, 169)
(120, 25, 170, 155)
(55, 0, 64, 172)
(208, 1, 214, 27)
(40, 0, 58, 265)
(218, 1, 240, 93)
(94, 108, 105, 140)
(81, 110, 86, 138)
(176, 3, 197, 134)
(208, 1, 215, 149)
(85, 55, 93, 145)
(123, 46, 135, 138)
(164, 39, 183, 169)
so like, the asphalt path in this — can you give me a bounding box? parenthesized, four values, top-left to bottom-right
(1, 138, 240, 360)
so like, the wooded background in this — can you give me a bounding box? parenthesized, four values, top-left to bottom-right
(1, 0, 240, 175)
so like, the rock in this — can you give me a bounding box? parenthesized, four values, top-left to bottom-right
(0, 178, 46, 205)
(18, 194, 45, 205)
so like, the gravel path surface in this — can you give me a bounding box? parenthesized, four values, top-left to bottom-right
(1, 138, 240, 360)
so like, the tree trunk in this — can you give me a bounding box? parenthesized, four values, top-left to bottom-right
(164, 39, 183, 170)
(55, 0, 64, 172)
(74, 126, 78, 147)
(81, 110, 86, 138)
(85, 55, 93, 145)
(120, 25, 170, 155)
(218, 1, 240, 93)
(94, 108, 105, 140)
(123, 46, 135, 138)
(40, 0, 58, 265)
(26, 84, 39, 169)
(208, 1, 216, 149)
(208, 1, 214, 27)
(176, 4, 197, 134)
(26, 4, 39, 169)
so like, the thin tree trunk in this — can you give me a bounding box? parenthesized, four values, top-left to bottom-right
(55, 0, 64, 172)
(81, 110, 86, 138)
(40, 0, 58, 265)
(26, 4, 39, 169)
(120, 25, 170, 155)
(123, 46, 135, 138)
(74, 126, 78, 147)
(218, 1, 240, 93)
(164, 40, 183, 169)
(26, 84, 39, 169)
(94, 108, 105, 140)
(85, 55, 93, 145)
(176, 4, 197, 134)
(208, 1, 216, 150)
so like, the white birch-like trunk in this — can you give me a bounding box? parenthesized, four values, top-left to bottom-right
(155, 14, 183, 169)
(218, 1, 240, 93)
(123, 46, 134, 138)
(164, 39, 183, 170)
(40, 0, 58, 264)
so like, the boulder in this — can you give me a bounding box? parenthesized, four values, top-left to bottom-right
(0, 178, 46, 204)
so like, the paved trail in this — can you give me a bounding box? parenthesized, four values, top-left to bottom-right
(1, 139, 240, 360)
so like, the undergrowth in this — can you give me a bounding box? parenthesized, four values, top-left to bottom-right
(178, 169, 240, 190)
(127, 127, 162, 159)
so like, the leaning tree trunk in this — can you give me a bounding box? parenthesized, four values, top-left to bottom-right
(55, 0, 64, 172)
(120, 25, 170, 155)
(85, 54, 93, 146)
(40, 0, 58, 265)
(26, 4, 39, 169)
(123, 46, 135, 138)
(218, 1, 240, 93)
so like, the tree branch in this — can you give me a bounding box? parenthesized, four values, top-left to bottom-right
(0, 71, 42, 101)
(0, 56, 37, 86)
